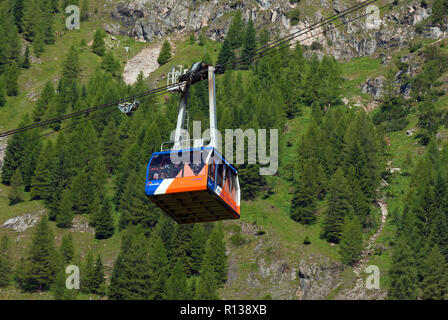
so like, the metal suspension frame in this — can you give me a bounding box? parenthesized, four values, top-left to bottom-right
(172, 66, 219, 152)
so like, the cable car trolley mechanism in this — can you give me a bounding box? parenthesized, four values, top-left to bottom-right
(144, 62, 241, 224)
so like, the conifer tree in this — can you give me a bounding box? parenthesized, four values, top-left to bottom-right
(13, 0, 24, 32)
(164, 261, 188, 300)
(191, 224, 207, 275)
(52, 269, 67, 300)
(172, 225, 193, 275)
(227, 11, 244, 49)
(81, 250, 94, 293)
(204, 225, 227, 286)
(0, 235, 11, 287)
(6, 61, 19, 96)
(33, 24, 45, 57)
(70, 170, 92, 215)
(322, 169, 354, 243)
(90, 255, 106, 295)
(30, 140, 54, 200)
(388, 236, 418, 300)
(101, 51, 121, 78)
(81, 0, 89, 21)
(339, 215, 363, 265)
(290, 160, 319, 224)
(92, 29, 106, 56)
(59, 234, 75, 265)
(421, 246, 448, 300)
(118, 169, 160, 233)
(196, 259, 218, 300)
(33, 81, 55, 122)
(157, 40, 172, 65)
(56, 190, 74, 229)
(109, 227, 152, 300)
(17, 216, 58, 291)
(94, 197, 115, 239)
(217, 37, 235, 66)
(8, 169, 24, 205)
(241, 19, 256, 69)
(148, 233, 169, 300)
(22, 46, 31, 69)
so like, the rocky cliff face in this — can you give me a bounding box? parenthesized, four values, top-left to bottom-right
(107, 0, 447, 60)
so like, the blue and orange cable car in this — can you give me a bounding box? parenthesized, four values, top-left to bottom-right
(145, 147, 240, 224)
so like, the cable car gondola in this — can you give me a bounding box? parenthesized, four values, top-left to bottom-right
(144, 63, 241, 224)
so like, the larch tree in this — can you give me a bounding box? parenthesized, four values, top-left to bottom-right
(90, 255, 106, 295)
(339, 215, 364, 265)
(421, 246, 448, 300)
(56, 190, 74, 229)
(94, 197, 115, 240)
(322, 168, 354, 243)
(157, 40, 172, 65)
(148, 233, 169, 300)
(8, 169, 24, 205)
(92, 29, 106, 56)
(109, 227, 152, 300)
(16, 216, 58, 292)
(388, 236, 418, 300)
(59, 234, 75, 265)
(164, 261, 188, 300)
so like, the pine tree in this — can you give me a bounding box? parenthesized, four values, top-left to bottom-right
(94, 197, 115, 239)
(81, 0, 89, 21)
(227, 10, 244, 49)
(196, 259, 218, 300)
(118, 170, 160, 233)
(148, 233, 169, 300)
(70, 170, 92, 215)
(339, 215, 364, 265)
(6, 61, 19, 96)
(101, 51, 120, 78)
(164, 261, 188, 300)
(52, 268, 66, 300)
(157, 40, 172, 65)
(90, 255, 106, 295)
(0, 235, 11, 287)
(191, 224, 207, 275)
(81, 250, 94, 293)
(204, 225, 227, 286)
(322, 168, 354, 243)
(109, 227, 152, 300)
(33, 23, 45, 57)
(16, 216, 58, 291)
(8, 169, 24, 205)
(92, 29, 106, 56)
(172, 225, 193, 275)
(56, 190, 74, 229)
(30, 140, 54, 200)
(217, 37, 235, 66)
(388, 236, 418, 300)
(21, 46, 31, 69)
(240, 19, 256, 69)
(421, 246, 448, 300)
(33, 81, 55, 122)
(59, 234, 75, 265)
(290, 160, 319, 224)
